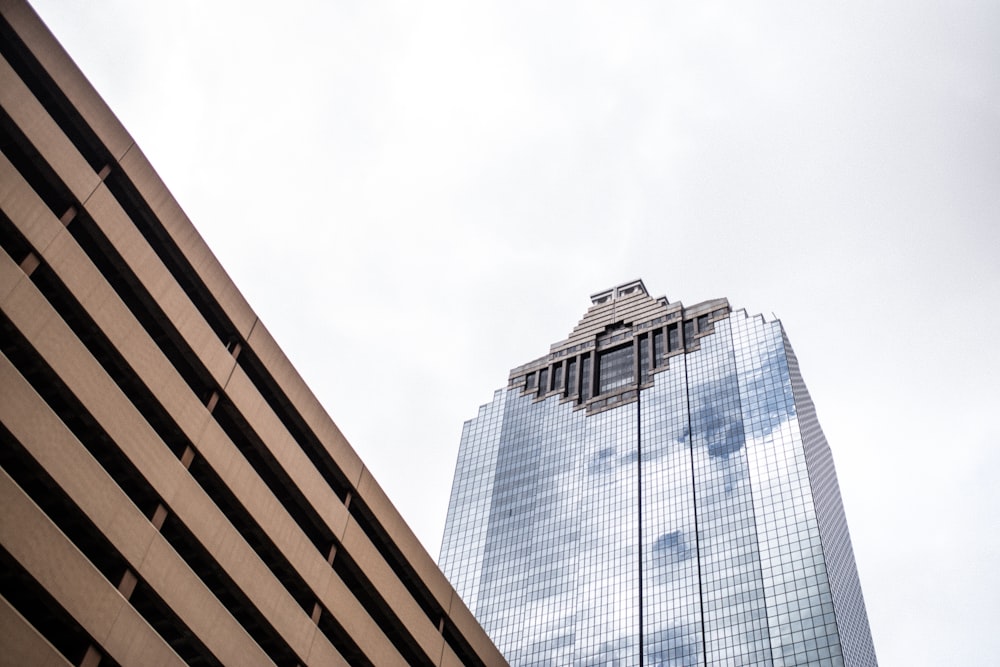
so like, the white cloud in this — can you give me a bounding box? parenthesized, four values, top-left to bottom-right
(29, 0, 1000, 663)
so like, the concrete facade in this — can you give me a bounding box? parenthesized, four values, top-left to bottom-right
(0, 2, 505, 665)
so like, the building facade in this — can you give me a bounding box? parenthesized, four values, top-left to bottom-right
(0, 2, 505, 665)
(440, 280, 877, 666)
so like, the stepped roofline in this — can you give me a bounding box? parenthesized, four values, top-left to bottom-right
(589, 279, 651, 305)
(508, 281, 731, 414)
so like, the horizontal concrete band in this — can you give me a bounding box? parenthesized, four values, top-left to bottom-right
(0, 465, 186, 667)
(0, 162, 422, 663)
(0, 1, 504, 664)
(0, 593, 73, 667)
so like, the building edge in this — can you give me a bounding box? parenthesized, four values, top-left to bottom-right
(781, 327, 879, 666)
(0, 1, 506, 664)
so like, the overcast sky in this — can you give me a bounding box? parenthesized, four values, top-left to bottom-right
(29, 1, 999, 664)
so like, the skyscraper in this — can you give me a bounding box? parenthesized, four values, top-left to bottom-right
(440, 280, 876, 666)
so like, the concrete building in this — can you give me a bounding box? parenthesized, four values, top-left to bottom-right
(440, 280, 877, 666)
(0, 2, 505, 665)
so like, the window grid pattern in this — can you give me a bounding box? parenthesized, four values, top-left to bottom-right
(640, 354, 702, 665)
(573, 402, 639, 664)
(780, 328, 877, 667)
(439, 388, 507, 613)
(686, 319, 771, 665)
(442, 313, 876, 667)
(598, 345, 634, 394)
(731, 314, 844, 667)
(466, 387, 543, 654)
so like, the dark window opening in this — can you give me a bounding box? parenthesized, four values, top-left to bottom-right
(639, 334, 650, 384)
(0, 211, 35, 266)
(0, 105, 76, 220)
(235, 346, 353, 502)
(0, 15, 116, 173)
(314, 605, 372, 666)
(158, 513, 301, 666)
(29, 262, 196, 459)
(597, 345, 634, 394)
(667, 323, 679, 353)
(344, 492, 489, 666)
(211, 397, 334, 554)
(441, 616, 494, 667)
(128, 578, 221, 666)
(581, 355, 593, 402)
(0, 547, 118, 667)
(186, 456, 315, 613)
(60, 211, 217, 403)
(330, 547, 434, 666)
(0, 425, 129, 586)
(0, 315, 162, 517)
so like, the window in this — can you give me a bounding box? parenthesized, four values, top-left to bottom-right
(597, 345, 634, 394)
(581, 356, 592, 401)
(567, 359, 578, 396)
(639, 335, 650, 383)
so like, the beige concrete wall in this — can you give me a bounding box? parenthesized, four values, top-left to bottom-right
(0, 1, 505, 664)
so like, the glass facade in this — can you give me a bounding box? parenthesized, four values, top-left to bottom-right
(440, 285, 876, 666)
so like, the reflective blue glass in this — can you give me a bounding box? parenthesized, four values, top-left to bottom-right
(440, 287, 876, 667)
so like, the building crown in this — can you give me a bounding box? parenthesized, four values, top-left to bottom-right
(589, 279, 650, 306)
(509, 281, 730, 415)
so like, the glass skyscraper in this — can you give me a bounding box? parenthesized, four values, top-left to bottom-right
(440, 280, 876, 666)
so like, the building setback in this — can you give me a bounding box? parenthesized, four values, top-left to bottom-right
(440, 280, 877, 666)
(0, 2, 506, 665)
